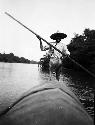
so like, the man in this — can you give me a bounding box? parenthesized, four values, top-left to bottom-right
(36, 33, 69, 80)
(49, 38, 69, 80)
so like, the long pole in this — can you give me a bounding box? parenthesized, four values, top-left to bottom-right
(5, 12, 95, 78)
(5, 12, 61, 52)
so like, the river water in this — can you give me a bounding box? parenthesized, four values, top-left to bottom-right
(0, 62, 94, 119)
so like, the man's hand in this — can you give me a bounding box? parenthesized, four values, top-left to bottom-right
(36, 35, 41, 41)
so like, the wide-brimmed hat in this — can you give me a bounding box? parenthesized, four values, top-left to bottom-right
(50, 32, 67, 40)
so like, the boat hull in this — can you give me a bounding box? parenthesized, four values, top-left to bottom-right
(0, 82, 93, 125)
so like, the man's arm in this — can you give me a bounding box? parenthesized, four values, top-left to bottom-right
(36, 35, 47, 51)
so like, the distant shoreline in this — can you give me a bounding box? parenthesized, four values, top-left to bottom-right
(0, 53, 38, 64)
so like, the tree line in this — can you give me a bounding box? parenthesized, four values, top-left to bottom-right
(0, 53, 38, 64)
(66, 28, 95, 73)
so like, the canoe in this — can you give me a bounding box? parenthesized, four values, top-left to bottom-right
(0, 81, 93, 125)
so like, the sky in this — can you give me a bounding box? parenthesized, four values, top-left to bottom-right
(0, 0, 95, 61)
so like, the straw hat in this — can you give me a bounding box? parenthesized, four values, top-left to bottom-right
(50, 31, 67, 40)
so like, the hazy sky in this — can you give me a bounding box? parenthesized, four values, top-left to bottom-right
(0, 0, 95, 61)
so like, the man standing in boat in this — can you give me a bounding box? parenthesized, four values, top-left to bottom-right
(36, 31, 70, 80)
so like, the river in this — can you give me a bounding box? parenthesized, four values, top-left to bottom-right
(0, 62, 94, 119)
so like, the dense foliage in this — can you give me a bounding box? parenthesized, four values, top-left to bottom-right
(67, 28, 95, 71)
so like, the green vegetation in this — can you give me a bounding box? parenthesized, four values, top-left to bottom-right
(0, 53, 38, 64)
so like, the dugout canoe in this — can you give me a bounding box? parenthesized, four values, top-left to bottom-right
(0, 81, 93, 125)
